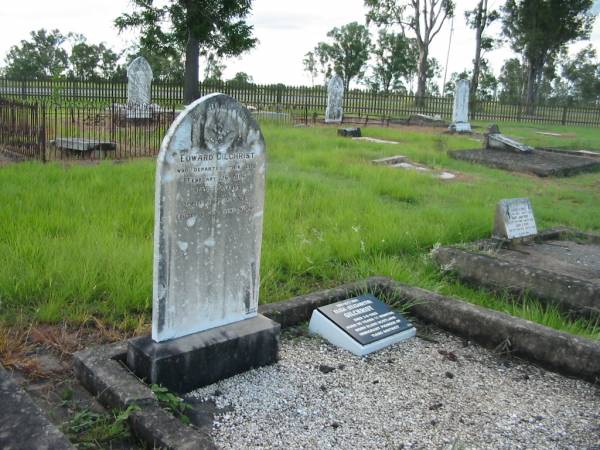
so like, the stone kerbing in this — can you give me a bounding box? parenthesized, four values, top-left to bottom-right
(74, 276, 600, 447)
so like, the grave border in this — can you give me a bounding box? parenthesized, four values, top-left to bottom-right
(74, 275, 600, 449)
(432, 227, 600, 317)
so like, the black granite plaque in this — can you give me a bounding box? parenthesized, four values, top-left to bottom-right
(317, 294, 413, 346)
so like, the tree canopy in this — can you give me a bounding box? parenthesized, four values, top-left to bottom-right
(502, 0, 596, 110)
(115, 0, 258, 103)
(4, 29, 69, 79)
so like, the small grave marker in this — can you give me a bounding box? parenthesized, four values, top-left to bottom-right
(309, 294, 415, 356)
(493, 198, 538, 240)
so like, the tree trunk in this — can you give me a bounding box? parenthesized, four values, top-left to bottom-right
(183, 32, 200, 104)
(470, 0, 485, 101)
(416, 47, 428, 106)
(525, 62, 538, 115)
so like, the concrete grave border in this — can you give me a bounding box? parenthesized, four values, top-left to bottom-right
(74, 276, 600, 449)
(448, 147, 600, 177)
(432, 227, 600, 318)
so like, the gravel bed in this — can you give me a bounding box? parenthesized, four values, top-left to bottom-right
(188, 326, 600, 449)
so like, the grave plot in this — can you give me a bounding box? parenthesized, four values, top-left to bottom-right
(433, 198, 600, 318)
(372, 155, 458, 180)
(449, 125, 600, 177)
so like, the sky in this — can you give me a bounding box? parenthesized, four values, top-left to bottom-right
(1, 0, 600, 89)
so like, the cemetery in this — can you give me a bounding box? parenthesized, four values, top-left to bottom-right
(1, 1, 600, 449)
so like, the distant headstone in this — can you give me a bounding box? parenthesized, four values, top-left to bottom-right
(127, 93, 279, 393)
(487, 133, 533, 153)
(127, 56, 153, 106)
(325, 75, 344, 123)
(493, 198, 538, 240)
(309, 294, 416, 356)
(152, 93, 266, 342)
(449, 79, 471, 133)
(338, 127, 361, 137)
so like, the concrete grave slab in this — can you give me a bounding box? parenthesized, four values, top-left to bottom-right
(433, 227, 600, 318)
(0, 364, 75, 450)
(449, 147, 600, 177)
(353, 136, 399, 144)
(372, 155, 458, 180)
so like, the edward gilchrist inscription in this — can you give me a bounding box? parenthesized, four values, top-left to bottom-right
(153, 93, 266, 342)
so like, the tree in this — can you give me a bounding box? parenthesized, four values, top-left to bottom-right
(115, 0, 258, 104)
(502, 0, 595, 112)
(203, 53, 226, 82)
(228, 72, 254, 86)
(312, 22, 372, 92)
(560, 45, 600, 105)
(365, 0, 455, 103)
(369, 30, 418, 93)
(498, 57, 526, 104)
(465, 0, 499, 100)
(69, 36, 122, 80)
(4, 29, 69, 79)
(302, 51, 319, 86)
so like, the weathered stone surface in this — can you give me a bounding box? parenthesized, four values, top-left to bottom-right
(448, 148, 600, 177)
(407, 114, 447, 127)
(432, 228, 600, 318)
(128, 314, 280, 393)
(487, 133, 533, 153)
(337, 127, 361, 137)
(493, 198, 537, 240)
(449, 79, 471, 133)
(153, 93, 266, 342)
(0, 364, 75, 450)
(325, 75, 344, 123)
(127, 56, 153, 106)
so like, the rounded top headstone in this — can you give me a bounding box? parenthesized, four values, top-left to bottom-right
(127, 56, 153, 79)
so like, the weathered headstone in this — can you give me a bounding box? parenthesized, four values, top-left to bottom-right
(493, 198, 538, 240)
(325, 75, 344, 123)
(127, 93, 280, 393)
(487, 133, 533, 153)
(449, 79, 471, 133)
(309, 294, 415, 356)
(338, 127, 361, 137)
(127, 56, 153, 106)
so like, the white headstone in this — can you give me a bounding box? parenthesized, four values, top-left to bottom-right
(493, 198, 538, 240)
(127, 56, 153, 106)
(450, 79, 471, 133)
(152, 93, 266, 342)
(325, 75, 344, 123)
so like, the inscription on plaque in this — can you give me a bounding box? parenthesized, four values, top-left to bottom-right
(493, 198, 538, 240)
(317, 294, 414, 346)
(152, 93, 266, 342)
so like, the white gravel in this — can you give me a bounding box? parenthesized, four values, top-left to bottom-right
(189, 326, 600, 449)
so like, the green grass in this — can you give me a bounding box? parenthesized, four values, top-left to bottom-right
(1, 122, 599, 338)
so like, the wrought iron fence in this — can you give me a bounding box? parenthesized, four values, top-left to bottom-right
(1, 77, 600, 127)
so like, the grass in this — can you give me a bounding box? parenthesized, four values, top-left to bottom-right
(0, 121, 599, 339)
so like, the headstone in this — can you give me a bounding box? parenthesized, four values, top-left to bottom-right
(325, 74, 344, 123)
(309, 294, 415, 356)
(449, 79, 471, 133)
(493, 198, 538, 240)
(337, 127, 361, 137)
(487, 133, 533, 153)
(127, 93, 279, 393)
(127, 56, 153, 106)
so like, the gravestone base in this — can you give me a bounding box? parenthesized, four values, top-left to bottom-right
(337, 127, 361, 137)
(449, 122, 472, 133)
(127, 314, 280, 394)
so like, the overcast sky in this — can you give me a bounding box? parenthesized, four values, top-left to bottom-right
(1, 0, 599, 89)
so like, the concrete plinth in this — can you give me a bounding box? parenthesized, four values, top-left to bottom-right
(127, 314, 280, 393)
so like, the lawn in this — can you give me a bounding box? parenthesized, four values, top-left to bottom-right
(1, 121, 599, 339)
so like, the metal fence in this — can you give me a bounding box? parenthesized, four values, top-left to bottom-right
(0, 99, 177, 161)
(1, 77, 600, 127)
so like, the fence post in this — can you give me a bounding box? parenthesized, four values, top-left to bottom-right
(21, 80, 27, 100)
(39, 103, 47, 163)
(561, 105, 568, 125)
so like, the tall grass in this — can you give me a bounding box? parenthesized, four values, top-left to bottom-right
(1, 122, 599, 337)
